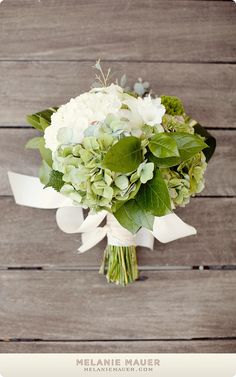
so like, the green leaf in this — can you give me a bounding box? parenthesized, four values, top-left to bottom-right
(39, 141, 52, 167)
(25, 136, 52, 167)
(39, 160, 52, 185)
(149, 133, 179, 158)
(44, 170, 64, 192)
(169, 132, 208, 161)
(25, 137, 44, 149)
(26, 107, 58, 132)
(194, 123, 216, 162)
(136, 169, 171, 216)
(25, 137, 52, 167)
(114, 199, 154, 234)
(102, 136, 142, 173)
(148, 152, 181, 168)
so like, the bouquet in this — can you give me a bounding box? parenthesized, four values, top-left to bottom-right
(8, 62, 215, 286)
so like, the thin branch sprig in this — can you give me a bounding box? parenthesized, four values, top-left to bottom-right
(93, 59, 114, 87)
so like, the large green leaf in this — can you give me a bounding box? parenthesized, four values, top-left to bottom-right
(44, 170, 64, 192)
(25, 137, 44, 149)
(39, 160, 52, 185)
(114, 199, 154, 234)
(26, 136, 52, 167)
(26, 107, 58, 132)
(102, 136, 142, 173)
(148, 152, 181, 168)
(149, 133, 179, 158)
(169, 132, 208, 161)
(194, 123, 216, 162)
(136, 169, 171, 216)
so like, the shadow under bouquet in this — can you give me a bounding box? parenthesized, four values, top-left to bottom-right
(9, 62, 216, 285)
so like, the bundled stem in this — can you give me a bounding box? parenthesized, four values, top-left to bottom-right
(99, 245, 139, 286)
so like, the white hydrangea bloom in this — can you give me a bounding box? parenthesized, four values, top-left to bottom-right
(44, 84, 123, 152)
(44, 84, 166, 152)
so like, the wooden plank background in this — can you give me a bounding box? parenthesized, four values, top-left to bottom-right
(0, 0, 235, 353)
(1, 62, 235, 128)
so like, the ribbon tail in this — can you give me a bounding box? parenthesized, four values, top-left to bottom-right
(135, 228, 154, 250)
(152, 213, 197, 243)
(77, 210, 107, 233)
(78, 226, 108, 253)
(8, 171, 73, 209)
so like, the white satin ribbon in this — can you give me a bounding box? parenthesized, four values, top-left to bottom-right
(8, 171, 197, 253)
(8, 172, 73, 209)
(153, 213, 197, 243)
(56, 207, 84, 234)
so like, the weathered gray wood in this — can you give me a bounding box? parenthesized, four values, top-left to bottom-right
(0, 270, 235, 340)
(0, 62, 235, 128)
(1, 197, 235, 267)
(1, 129, 235, 196)
(0, 0, 234, 354)
(1, 339, 236, 353)
(0, 1, 235, 61)
(203, 130, 236, 196)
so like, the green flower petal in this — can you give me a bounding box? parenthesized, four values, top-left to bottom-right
(115, 175, 129, 190)
(137, 162, 154, 184)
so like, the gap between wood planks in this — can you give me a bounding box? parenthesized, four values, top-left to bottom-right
(0, 266, 235, 271)
(1, 126, 236, 131)
(1, 336, 236, 343)
(0, 60, 235, 64)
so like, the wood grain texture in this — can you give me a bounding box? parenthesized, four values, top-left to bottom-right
(1, 129, 235, 196)
(0, 1, 235, 61)
(0, 62, 235, 128)
(0, 0, 235, 354)
(0, 270, 235, 340)
(1, 197, 235, 267)
(1, 339, 236, 353)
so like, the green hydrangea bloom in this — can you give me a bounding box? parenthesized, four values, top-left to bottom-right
(161, 95, 185, 116)
(161, 152, 207, 208)
(53, 133, 152, 212)
(162, 114, 196, 134)
(184, 152, 207, 194)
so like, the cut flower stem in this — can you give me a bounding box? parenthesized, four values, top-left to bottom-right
(99, 245, 139, 286)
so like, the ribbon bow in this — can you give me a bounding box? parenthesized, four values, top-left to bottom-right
(8, 172, 197, 252)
